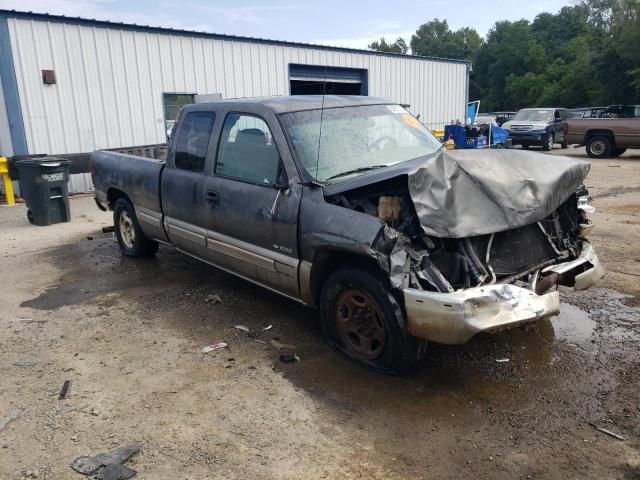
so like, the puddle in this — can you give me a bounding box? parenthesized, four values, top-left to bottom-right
(551, 303, 596, 345)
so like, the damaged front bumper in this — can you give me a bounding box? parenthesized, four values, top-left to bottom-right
(403, 241, 604, 344)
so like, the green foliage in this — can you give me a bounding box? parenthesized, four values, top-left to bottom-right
(409, 19, 482, 60)
(473, 0, 640, 110)
(368, 37, 408, 54)
(368, 0, 640, 110)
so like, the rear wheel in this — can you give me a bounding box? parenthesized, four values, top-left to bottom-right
(319, 267, 426, 375)
(586, 136, 612, 159)
(113, 198, 159, 257)
(543, 132, 554, 151)
(560, 135, 568, 149)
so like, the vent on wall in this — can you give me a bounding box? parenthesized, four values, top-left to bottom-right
(42, 70, 56, 85)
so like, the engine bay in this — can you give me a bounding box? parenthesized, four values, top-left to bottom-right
(325, 177, 592, 295)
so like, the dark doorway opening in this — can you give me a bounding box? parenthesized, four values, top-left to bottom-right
(290, 80, 363, 95)
(289, 64, 368, 96)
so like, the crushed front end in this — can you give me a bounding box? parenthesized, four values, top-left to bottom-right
(325, 150, 603, 344)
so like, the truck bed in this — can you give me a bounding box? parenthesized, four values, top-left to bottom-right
(91, 150, 165, 216)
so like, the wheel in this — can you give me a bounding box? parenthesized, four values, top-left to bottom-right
(26, 209, 35, 225)
(561, 136, 568, 149)
(543, 132, 554, 151)
(319, 267, 426, 375)
(611, 147, 627, 157)
(113, 198, 159, 257)
(586, 136, 612, 159)
(521, 144, 530, 150)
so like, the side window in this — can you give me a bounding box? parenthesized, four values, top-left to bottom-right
(560, 110, 569, 120)
(215, 113, 280, 185)
(174, 111, 216, 172)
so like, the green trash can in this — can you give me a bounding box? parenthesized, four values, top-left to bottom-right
(15, 157, 71, 226)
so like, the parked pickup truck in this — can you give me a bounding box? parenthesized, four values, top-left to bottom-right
(565, 116, 640, 158)
(92, 95, 604, 375)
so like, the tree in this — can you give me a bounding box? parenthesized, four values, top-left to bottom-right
(471, 20, 547, 110)
(368, 37, 408, 54)
(410, 19, 481, 60)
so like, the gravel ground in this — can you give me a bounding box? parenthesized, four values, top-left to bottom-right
(0, 148, 638, 479)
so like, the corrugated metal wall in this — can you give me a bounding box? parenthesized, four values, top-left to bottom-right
(6, 17, 468, 192)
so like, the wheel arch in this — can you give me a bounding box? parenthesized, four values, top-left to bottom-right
(584, 129, 615, 144)
(308, 249, 388, 307)
(106, 187, 132, 210)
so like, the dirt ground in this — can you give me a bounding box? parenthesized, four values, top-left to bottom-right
(0, 147, 639, 479)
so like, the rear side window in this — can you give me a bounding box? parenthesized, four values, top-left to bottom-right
(215, 113, 280, 185)
(174, 111, 216, 172)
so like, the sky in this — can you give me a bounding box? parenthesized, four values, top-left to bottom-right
(0, 0, 574, 50)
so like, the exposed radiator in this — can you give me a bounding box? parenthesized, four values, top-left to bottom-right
(488, 224, 557, 276)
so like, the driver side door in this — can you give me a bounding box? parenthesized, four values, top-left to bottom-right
(201, 109, 301, 298)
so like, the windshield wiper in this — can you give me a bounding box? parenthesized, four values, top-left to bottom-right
(325, 165, 388, 182)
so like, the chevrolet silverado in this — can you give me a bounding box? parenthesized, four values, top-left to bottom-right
(92, 96, 604, 374)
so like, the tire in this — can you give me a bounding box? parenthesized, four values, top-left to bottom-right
(611, 147, 627, 157)
(113, 197, 159, 258)
(521, 144, 530, 150)
(543, 132, 554, 151)
(26, 209, 35, 225)
(319, 267, 427, 375)
(586, 136, 612, 159)
(561, 136, 568, 149)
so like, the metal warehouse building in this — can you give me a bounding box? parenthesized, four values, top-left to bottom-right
(0, 10, 470, 193)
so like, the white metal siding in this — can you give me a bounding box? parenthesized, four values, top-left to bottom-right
(7, 17, 467, 192)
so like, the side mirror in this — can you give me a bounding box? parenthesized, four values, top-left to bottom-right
(275, 163, 289, 190)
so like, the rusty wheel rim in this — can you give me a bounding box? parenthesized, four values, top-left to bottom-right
(335, 289, 386, 360)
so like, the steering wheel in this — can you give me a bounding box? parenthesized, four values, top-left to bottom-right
(370, 136, 398, 152)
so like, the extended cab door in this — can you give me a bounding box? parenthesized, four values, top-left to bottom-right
(201, 107, 301, 298)
(161, 109, 217, 259)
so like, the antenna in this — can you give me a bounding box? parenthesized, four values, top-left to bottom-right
(314, 65, 327, 181)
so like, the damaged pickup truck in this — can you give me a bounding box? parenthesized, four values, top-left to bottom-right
(92, 96, 604, 375)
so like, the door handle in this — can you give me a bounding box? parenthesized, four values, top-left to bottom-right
(205, 190, 220, 206)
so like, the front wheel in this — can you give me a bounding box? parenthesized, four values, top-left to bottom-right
(543, 132, 554, 151)
(319, 267, 426, 375)
(113, 198, 159, 257)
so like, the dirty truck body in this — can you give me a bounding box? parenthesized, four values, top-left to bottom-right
(92, 96, 603, 374)
(565, 117, 640, 158)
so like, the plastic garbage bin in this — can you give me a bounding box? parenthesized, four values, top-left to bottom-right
(15, 157, 71, 226)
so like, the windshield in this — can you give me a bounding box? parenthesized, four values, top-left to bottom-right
(281, 104, 442, 182)
(513, 109, 554, 122)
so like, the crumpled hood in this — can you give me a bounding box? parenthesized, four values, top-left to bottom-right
(407, 148, 590, 238)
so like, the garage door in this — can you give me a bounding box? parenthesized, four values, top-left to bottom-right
(289, 64, 368, 96)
